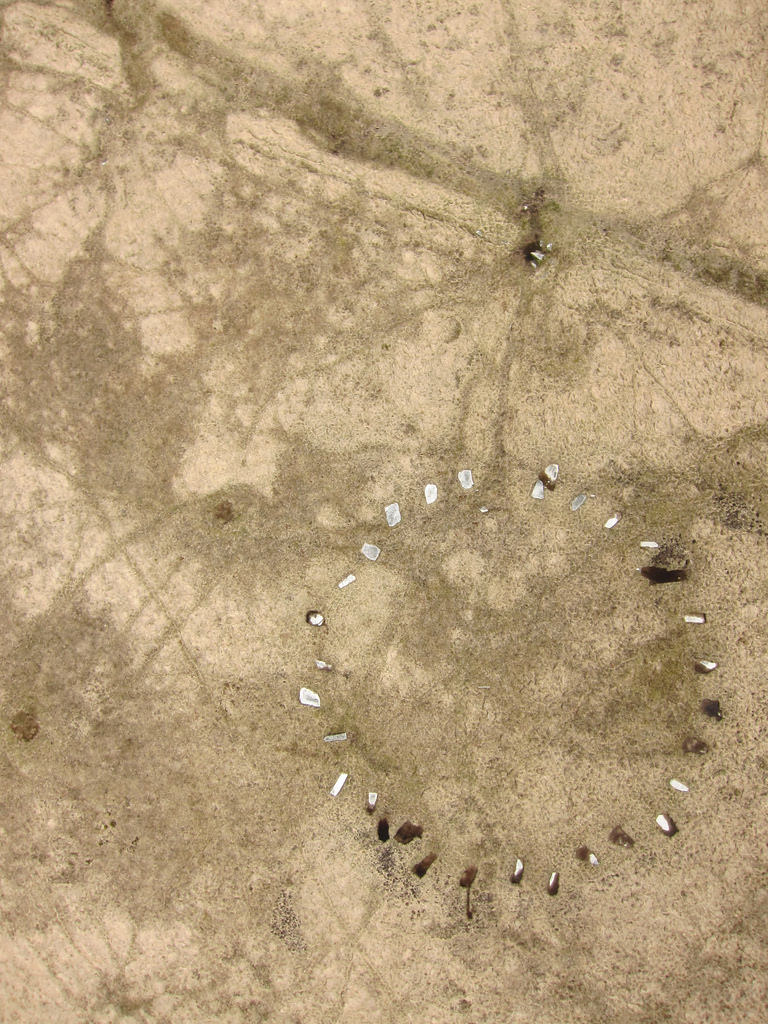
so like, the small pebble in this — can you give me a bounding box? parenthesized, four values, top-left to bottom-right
(656, 814, 678, 837)
(378, 818, 390, 841)
(640, 540, 659, 549)
(531, 478, 545, 500)
(425, 484, 438, 505)
(361, 543, 380, 561)
(539, 463, 559, 489)
(299, 687, 321, 708)
(413, 853, 437, 878)
(366, 793, 378, 813)
(510, 858, 524, 884)
(323, 733, 347, 743)
(700, 698, 723, 720)
(575, 846, 599, 866)
(640, 565, 688, 584)
(385, 502, 401, 527)
(330, 773, 348, 797)
(315, 659, 333, 671)
(394, 821, 423, 844)
(570, 493, 587, 511)
(338, 574, 355, 589)
(306, 610, 325, 626)
(684, 613, 706, 624)
(670, 779, 689, 792)
(458, 469, 474, 490)
(604, 512, 622, 529)
(547, 872, 560, 895)
(694, 659, 718, 673)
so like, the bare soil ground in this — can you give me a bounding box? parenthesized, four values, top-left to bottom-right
(2, 1, 768, 1021)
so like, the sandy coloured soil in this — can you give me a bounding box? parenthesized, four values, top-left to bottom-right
(2, 1, 768, 1021)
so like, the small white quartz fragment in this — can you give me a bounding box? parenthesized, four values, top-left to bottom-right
(684, 613, 707, 624)
(589, 852, 599, 867)
(367, 792, 378, 810)
(324, 733, 347, 743)
(425, 483, 438, 505)
(531, 479, 545, 500)
(604, 512, 622, 529)
(338, 574, 355, 589)
(542, 463, 559, 487)
(640, 540, 659, 549)
(570, 493, 587, 511)
(315, 660, 332, 671)
(361, 543, 380, 561)
(670, 779, 689, 793)
(299, 687, 321, 708)
(458, 469, 474, 490)
(695, 659, 718, 673)
(656, 813, 678, 835)
(385, 502, 401, 527)
(330, 772, 348, 797)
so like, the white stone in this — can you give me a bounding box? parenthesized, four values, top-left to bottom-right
(330, 772, 348, 797)
(299, 687, 320, 708)
(531, 479, 545, 500)
(425, 483, 438, 504)
(338, 574, 355, 589)
(385, 502, 401, 526)
(695, 659, 718, 673)
(604, 512, 622, 529)
(458, 469, 474, 490)
(361, 543, 380, 561)
(570, 493, 587, 510)
(656, 813, 677, 835)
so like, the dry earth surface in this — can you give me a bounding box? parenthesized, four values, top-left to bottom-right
(2, 0, 768, 1021)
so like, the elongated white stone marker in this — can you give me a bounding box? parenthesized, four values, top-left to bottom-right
(338, 574, 355, 588)
(330, 772, 348, 797)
